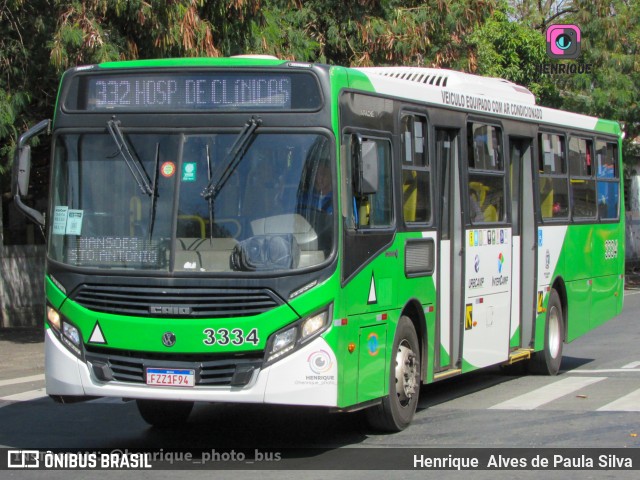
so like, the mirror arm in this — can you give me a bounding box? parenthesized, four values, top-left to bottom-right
(14, 194, 45, 226)
(18, 119, 51, 148)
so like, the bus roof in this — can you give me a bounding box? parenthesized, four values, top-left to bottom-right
(61, 58, 621, 138)
(351, 66, 621, 137)
(95, 56, 288, 69)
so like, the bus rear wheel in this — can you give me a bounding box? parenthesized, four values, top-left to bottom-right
(136, 399, 194, 428)
(529, 288, 564, 376)
(366, 316, 420, 432)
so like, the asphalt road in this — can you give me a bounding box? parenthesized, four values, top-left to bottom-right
(1, 289, 639, 479)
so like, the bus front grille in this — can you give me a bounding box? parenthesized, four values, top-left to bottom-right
(85, 348, 263, 387)
(70, 284, 282, 318)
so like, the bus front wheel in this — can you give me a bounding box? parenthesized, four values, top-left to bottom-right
(366, 316, 420, 432)
(529, 288, 564, 376)
(136, 399, 194, 428)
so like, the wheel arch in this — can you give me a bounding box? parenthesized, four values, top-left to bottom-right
(401, 298, 428, 382)
(551, 276, 568, 342)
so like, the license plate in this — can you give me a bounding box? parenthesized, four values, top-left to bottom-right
(146, 368, 195, 387)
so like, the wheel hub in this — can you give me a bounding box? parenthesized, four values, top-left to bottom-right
(548, 305, 561, 359)
(395, 340, 418, 405)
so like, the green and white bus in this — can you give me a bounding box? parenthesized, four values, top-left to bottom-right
(14, 57, 624, 431)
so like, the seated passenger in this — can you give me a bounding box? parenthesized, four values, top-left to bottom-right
(298, 162, 332, 214)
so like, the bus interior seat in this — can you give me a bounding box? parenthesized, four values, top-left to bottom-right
(177, 215, 206, 238)
(483, 204, 498, 222)
(174, 237, 239, 272)
(251, 214, 324, 267)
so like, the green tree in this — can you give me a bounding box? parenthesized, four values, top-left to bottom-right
(559, 1, 640, 159)
(246, 0, 387, 64)
(470, 7, 562, 107)
(355, 0, 498, 69)
(1, 0, 58, 174)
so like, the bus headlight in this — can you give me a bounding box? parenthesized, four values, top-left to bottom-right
(47, 306, 61, 330)
(46, 305, 83, 359)
(265, 305, 332, 366)
(270, 328, 297, 360)
(63, 322, 81, 348)
(301, 311, 327, 340)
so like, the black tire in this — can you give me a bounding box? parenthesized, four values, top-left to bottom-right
(366, 316, 421, 432)
(529, 288, 564, 375)
(136, 399, 194, 428)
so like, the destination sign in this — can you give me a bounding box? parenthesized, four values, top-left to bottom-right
(79, 72, 320, 111)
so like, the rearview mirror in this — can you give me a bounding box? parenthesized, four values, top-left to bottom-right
(13, 119, 51, 227)
(16, 145, 31, 197)
(353, 135, 378, 196)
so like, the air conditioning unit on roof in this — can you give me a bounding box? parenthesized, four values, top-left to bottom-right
(358, 67, 536, 105)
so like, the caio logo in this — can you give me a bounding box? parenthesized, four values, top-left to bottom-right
(546, 24, 581, 59)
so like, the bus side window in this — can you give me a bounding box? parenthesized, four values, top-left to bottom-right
(596, 140, 620, 220)
(467, 122, 505, 224)
(538, 133, 569, 220)
(346, 135, 393, 229)
(569, 137, 596, 219)
(401, 114, 431, 225)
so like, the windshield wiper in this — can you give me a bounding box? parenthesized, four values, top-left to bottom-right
(107, 119, 153, 196)
(148, 142, 161, 240)
(205, 143, 214, 244)
(201, 116, 261, 200)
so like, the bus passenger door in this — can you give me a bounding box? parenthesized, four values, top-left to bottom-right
(461, 122, 512, 370)
(434, 129, 463, 373)
(509, 138, 537, 351)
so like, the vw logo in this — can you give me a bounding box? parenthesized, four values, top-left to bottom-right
(162, 332, 176, 347)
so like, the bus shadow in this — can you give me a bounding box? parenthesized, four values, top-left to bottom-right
(417, 367, 513, 410)
(559, 355, 594, 372)
(0, 356, 597, 451)
(417, 355, 595, 411)
(139, 402, 371, 449)
(0, 398, 371, 450)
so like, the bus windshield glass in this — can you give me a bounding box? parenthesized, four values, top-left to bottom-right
(48, 131, 334, 273)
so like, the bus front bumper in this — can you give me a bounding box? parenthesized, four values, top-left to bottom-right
(44, 329, 338, 407)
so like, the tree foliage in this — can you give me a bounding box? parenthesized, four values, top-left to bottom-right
(469, 7, 562, 107)
(562, 0, 640, 157)
(1, 0, 638, 177)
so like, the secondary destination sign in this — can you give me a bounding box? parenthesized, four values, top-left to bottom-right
(81, 72, 319, 111)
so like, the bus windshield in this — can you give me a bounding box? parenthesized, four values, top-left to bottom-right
(48, 131, 334, 273)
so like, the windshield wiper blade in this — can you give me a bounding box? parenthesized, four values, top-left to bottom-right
(107, 119, 153, 196)
(205, 143, 214, 244)
(148, 142, 161, 240)
(201, 115, 261, 200)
